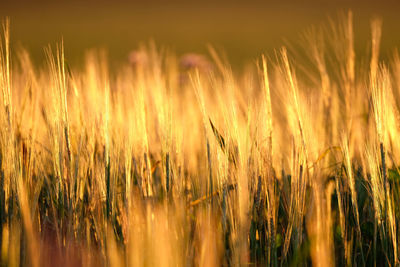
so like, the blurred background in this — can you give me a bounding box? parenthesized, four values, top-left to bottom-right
(1, 0, 400, 68)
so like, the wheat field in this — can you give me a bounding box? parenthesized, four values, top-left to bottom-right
(0, 12, 399, 266)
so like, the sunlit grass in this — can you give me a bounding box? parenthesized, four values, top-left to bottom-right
(0, 11, 400, 266)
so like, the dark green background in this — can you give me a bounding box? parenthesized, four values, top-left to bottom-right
(1, 0, 400, 68)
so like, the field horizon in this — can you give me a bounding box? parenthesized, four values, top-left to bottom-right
(1, 0, 400, 68)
